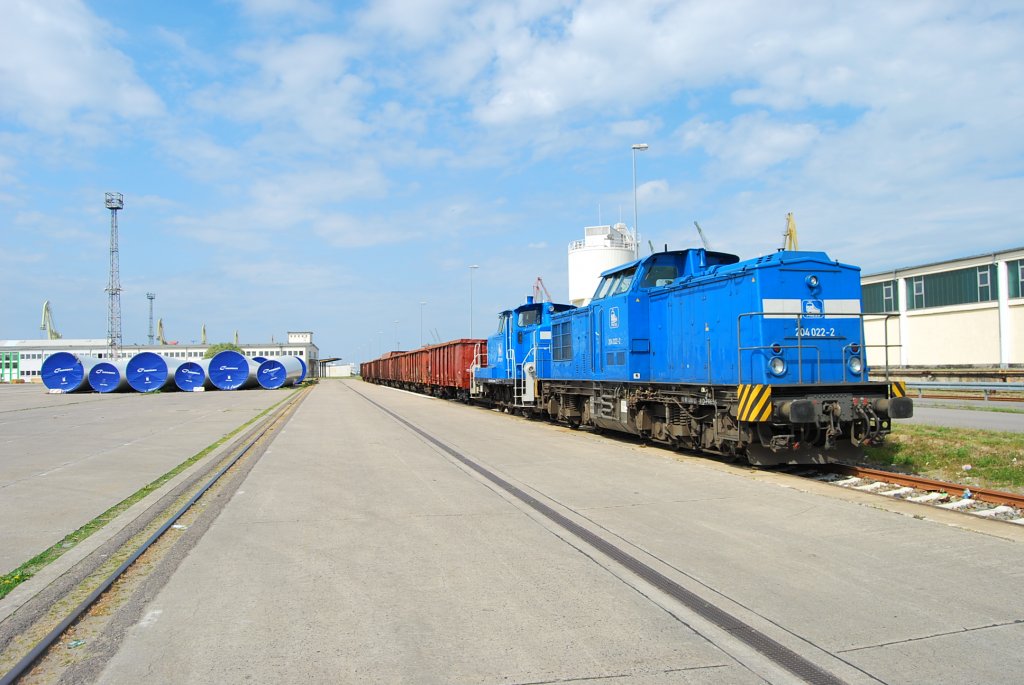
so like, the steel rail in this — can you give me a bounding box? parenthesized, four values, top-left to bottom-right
(0, 385, 310, 685)
(821, 463, 1024, 508)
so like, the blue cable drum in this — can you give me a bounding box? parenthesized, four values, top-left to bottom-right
(256, 356, 303, 389)
(208, 350, 260, 390)
(174, 359, 213, 391)
(126, 352, 182, 392)
(252, 356, 268, 364)
(41, 352, 98, 392)
(297, 356, 308, 383)
(88, 360, 129, 393)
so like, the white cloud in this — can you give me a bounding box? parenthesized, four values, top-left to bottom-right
(170, 163, 389, 249)
(312, 213, 417, 248)
(154, 27, 220, 75)
(159, 134, 244, 181)
(196, 34, 368, 146)
(0, 153, 17, 202)
(465, 0, 1024, 136)
(678, 113, 820, 177)
(0, 0, 163, 131)
(358, 0, 476, 46)
(232, 0, 332, 22)
(609, 119, 659, 139)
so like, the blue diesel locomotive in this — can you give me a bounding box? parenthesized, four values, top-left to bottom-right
(472, 247, 912, 465)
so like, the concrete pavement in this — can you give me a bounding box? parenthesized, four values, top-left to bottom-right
(0, 383, 291, 573)
(95, 381, 1024, 684)
(97, 380, 754, 684)
(905, 400, 1024, 432)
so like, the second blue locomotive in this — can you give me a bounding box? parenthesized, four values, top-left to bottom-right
(472, 246, 912, 465)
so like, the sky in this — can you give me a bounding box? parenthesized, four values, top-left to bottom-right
(2, 0, 1022, 363)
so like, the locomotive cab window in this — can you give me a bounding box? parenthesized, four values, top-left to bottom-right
(641, 264, 679, 288)
(613, 267, 636, 294)
(593, 275, 615, 300)
(496, 313, 510, 333)
(595, 267, 638, 299)
(517, 309, 540, 327)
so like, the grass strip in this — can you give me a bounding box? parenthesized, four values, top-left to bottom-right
(864, 423, 1024, 491)
(0, 390, 297, 600)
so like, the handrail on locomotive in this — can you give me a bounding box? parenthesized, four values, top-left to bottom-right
(737, 312, 901, 385)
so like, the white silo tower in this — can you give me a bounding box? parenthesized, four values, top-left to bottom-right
(567, 223, 637, 306)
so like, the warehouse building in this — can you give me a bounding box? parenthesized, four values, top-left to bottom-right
(862, 247, 1024, 371)
(0, 331, 319, 383)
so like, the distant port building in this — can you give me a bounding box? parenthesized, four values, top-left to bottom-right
(1, 331, 320, 383)
(862, 247, 1024, 371)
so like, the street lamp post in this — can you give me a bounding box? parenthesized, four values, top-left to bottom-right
(394, 320, 400, 350)
(469, 265, 480, 337)
(631, 143, 649, 259)
(419, 301, 427, 347)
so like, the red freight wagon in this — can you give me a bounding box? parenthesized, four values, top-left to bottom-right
(362, 339, 485, 401)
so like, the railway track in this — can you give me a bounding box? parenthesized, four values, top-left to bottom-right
(791, 464, 1024, 524)
(0, 385, 311, 685)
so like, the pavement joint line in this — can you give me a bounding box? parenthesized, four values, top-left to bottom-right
(351, 384, 851, 685)
(835, 619, 1024, 654)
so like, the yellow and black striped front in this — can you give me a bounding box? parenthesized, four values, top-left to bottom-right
(737, 384, 772, 422)
(889, 381, 907, 398)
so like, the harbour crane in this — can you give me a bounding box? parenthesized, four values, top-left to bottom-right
(532, 277, 554, 303)
(782, 212, 799, 251)
(40, 301, 62, 340)
(157, 318, 178, 345)
(693, 221, 711, 250)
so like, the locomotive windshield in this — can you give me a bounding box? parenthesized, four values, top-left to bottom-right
(640, 265, 679, 287)
(593, 266, 637, 300)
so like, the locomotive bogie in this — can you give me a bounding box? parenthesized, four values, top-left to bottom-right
(536, 378, 911, 465)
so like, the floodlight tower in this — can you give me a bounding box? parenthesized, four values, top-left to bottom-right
(147, 292, 156, 345)
(105, 192, 124, 360)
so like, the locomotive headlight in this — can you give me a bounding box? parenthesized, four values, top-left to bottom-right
(848, 356, 863, 375)
(768, 356, 786, 376)
(806, 274, 820, 289)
